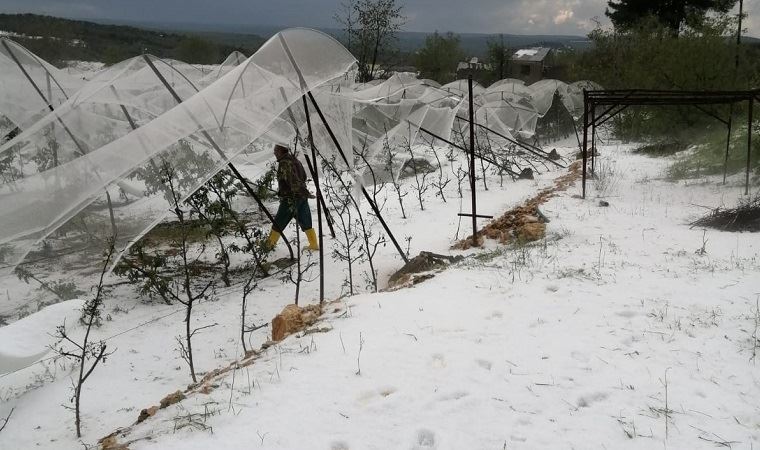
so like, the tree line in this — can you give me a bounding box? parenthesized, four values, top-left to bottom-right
(0, 14, 261, 65)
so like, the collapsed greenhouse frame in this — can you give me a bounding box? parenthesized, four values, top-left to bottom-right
(581, 89, 759, 198)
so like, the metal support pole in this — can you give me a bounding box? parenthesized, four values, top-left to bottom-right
(582, 90, 589, 199)
(143, 55, 294, 259)
(279, 88, 335, 238)
(3, 39, 120, 238)
(468, 75, 478, 247)
(301, 95, 325, 304)
(723, 108, 734, 184)
(276, 33, 408, 263)
(307, 91, 409, 263)
(747, 96, 753, 195)
(591, 104, 596, 175)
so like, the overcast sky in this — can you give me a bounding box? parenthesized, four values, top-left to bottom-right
(1, 0, 758, 37)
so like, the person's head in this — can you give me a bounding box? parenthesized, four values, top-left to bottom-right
(273, 144, 289, 159)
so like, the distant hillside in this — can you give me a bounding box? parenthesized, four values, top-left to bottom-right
(102, 19, 594, 56)
(0, 14, 264, 66)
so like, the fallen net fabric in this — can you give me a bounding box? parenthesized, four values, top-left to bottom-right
(0, 27, 599, 318)
(0, 29, 357, 292)
(0, 37, 87, 134)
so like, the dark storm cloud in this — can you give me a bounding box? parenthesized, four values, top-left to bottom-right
(0, 0, 756, 36)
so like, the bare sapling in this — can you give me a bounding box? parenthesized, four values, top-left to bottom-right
(0, 407, 13, 434)
(355, 136, 386, 207)
(428, 139, 450, 203)
(403, 136, 431, 211)
(475, 130, 490, 191)
(186, 170, 238, 287)
(449, 124, 471, 198)
(282, 222, 317, 305)
(240, 265, 268, 354)
(356, 212, 386, 293)
(382, 131, 407, 218)
(239, 230, 269, 354)
(355, 332, 364, 375)
(155, 160, 215, 383)
(51, 237, 116, 438)
(323, 163, 362, 296)
(752, 295, 759, 363)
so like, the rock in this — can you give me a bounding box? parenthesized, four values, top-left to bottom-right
(159, 391, 185, 409)
(271, 304, 321, 342)
(518, 168, 534, 180)
(136, 406, 158, 424)
(100, 434, 130, 450)
(598, 200, 610, 207)
(520, 215, 539, 224)
(516, 222, 546, 242)
(548, 149, 561, 160)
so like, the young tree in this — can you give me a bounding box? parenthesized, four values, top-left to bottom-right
(415, 31, 463, 83)
(606, 0, 737, 33)
(52, 238, 116, 438)
(336, 0, 406, 81)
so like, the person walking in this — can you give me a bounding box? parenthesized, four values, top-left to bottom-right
(266, 144, 319, 251)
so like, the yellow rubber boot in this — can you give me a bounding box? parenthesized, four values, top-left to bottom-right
(304, 228, 319, 251)
(266, 229, 281, 250)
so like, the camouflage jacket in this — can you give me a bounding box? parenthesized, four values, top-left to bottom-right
(276, 153, 310, 200)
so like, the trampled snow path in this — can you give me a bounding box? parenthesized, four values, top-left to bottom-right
(2, 139, 759, 449)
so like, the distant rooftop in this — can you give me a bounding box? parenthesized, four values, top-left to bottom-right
(511, 47, 551, 62)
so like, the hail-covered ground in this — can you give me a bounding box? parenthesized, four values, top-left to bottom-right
(1, 134, 759, 450)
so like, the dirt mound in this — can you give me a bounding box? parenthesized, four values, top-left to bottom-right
(271, 304, 322, 341)
(386, 252, 464, 290)
(454, 161, 581, 249)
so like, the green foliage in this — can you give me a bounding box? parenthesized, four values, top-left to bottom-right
(176, 37, 220, 65)
(31, 127, 60, 172)
(667, 123, 760, 179)
(486, 35, 509, 82)
(253, 164, 278, 202)
(570, 16, 757, 91)
(415, 31, 463, 84)
(606, 0, 737, 33)
(14, 266, 85, 300)
(566, 15, 760, 153)
(113, 242, 172, 304)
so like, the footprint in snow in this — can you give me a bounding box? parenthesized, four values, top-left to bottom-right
(431, 353, 446, 368)
(438, 390, 469, 401)
(475, 359, 493, 370)
(570, 351, 589, 363)
(487, 310, 504, 319)
(577, 391, 609, 408)
(411, 429, 437, 449)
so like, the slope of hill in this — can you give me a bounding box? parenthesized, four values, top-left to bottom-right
(0, 14, 264, 65)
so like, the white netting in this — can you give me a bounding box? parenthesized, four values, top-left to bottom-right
(0, 29, 600, 316)
(0, 38, 86, 132)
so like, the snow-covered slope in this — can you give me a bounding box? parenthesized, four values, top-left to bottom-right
(1, 139, 758, 449)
